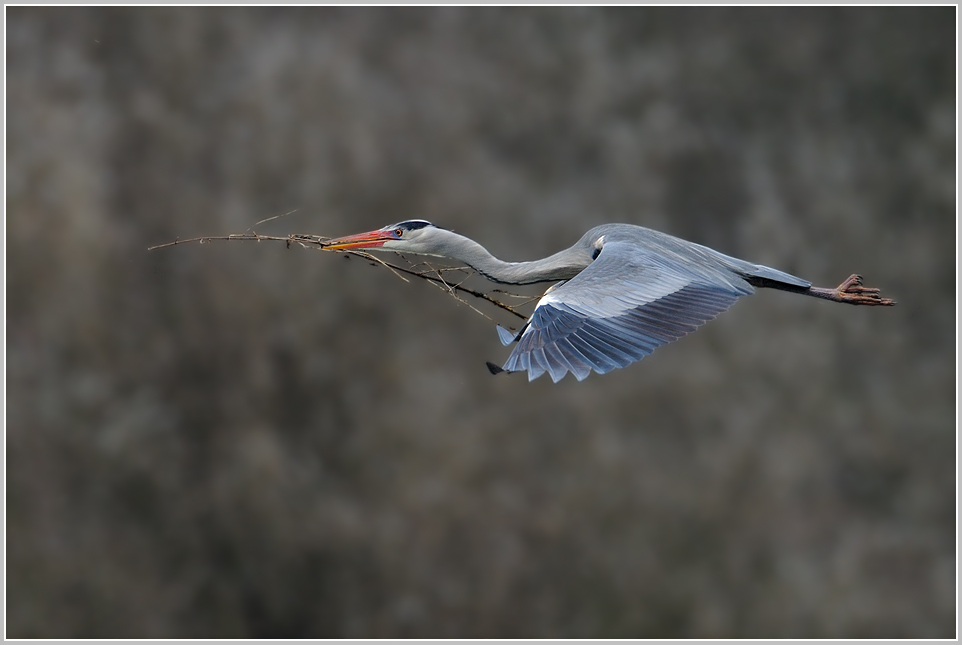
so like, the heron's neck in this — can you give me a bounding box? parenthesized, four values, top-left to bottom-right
(437, 230, 590, 285)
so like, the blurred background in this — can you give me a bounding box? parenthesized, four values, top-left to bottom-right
(5, 7, 956, 638)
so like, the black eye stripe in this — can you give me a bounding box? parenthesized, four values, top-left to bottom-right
(395, 220, 433, 231)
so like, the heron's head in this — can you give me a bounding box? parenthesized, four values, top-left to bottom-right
(322, 220, 449, 255)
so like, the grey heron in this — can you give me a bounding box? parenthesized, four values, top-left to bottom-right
(322, 220, 895, 382)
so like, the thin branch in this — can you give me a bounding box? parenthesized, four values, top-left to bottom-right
(147, 232, 327, 251)
(246, 208, 300, 232)
(148, 231, 529, 321)
(342, 250, 527, 320)
(347, 249, 411, 283)
(414, 260, 504, 325)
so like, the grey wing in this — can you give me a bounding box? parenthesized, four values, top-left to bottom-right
(500, 241, 754, 382)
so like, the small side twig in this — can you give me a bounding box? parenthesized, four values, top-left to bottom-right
(340, 250, 526, 320)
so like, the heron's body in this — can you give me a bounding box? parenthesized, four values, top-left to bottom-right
(323, 220, 894, 382)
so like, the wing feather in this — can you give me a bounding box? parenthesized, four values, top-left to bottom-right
(501, 241, 753, 382)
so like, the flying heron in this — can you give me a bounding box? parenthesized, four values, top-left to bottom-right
(322, 220, 894, 382)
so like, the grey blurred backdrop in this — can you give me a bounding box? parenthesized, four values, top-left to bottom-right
(6, 6, 956, 638)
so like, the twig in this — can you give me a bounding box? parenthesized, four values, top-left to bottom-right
(343, 251, 527, 320)
(148, 231, 528, 321)
(347, 250, 411, 283)
(147, 232, 328, 251)
(246, 208, 299, 232)
(414, 260, 503, 325)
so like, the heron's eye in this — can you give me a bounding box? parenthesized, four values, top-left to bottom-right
(394, 228, 403, 237)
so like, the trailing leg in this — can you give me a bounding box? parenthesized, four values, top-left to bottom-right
(746, 273, 895, 306)
(806, 273, 896, 306)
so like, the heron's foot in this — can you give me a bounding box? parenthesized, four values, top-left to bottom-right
(813, 274, 896, 306)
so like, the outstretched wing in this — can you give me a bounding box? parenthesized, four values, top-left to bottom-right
(500, 241, 754, 382)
